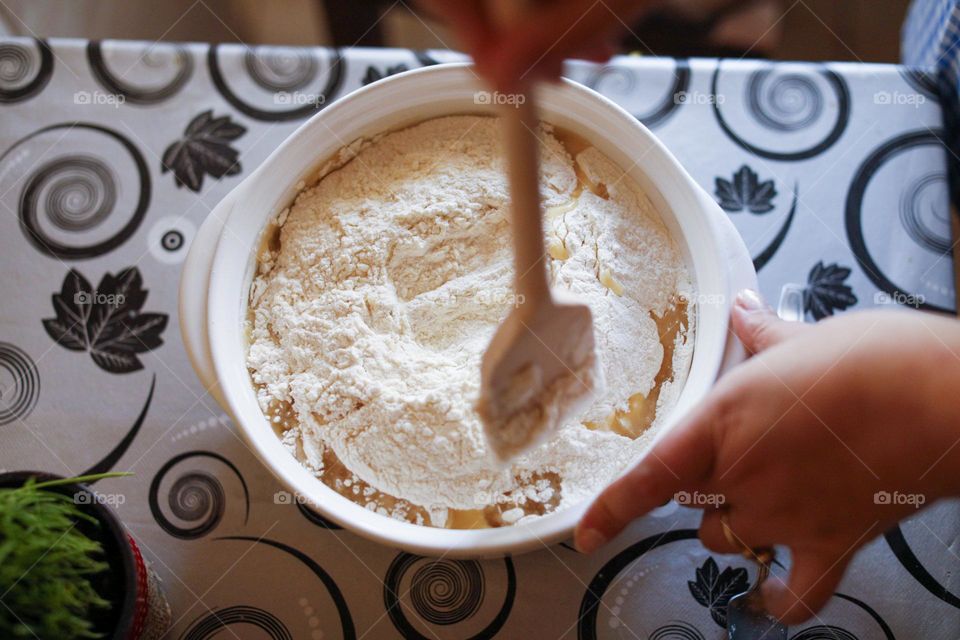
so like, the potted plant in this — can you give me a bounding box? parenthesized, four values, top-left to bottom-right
(0, 471, 171, 639)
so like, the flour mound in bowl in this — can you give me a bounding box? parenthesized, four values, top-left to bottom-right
(246, 115, 695, 528)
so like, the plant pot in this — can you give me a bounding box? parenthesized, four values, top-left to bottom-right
(0, 472, 171, 640)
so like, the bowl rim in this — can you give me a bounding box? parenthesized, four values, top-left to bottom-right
(201, 63, 744, 557)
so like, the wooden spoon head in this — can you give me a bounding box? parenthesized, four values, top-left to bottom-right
(477, 294, 602, 460)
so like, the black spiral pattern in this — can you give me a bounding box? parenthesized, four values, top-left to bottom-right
(886, 524, 960, 611)
(712, 63, 850, 161)
(161, 229, 184, 252)
(88, 41, 193, 104)
(217, 536, 357, 639)
(753, 184, 799, 272)
(2, 122, 150, 260)
(829, 593, 896, 639)
(579, 529, 895, 640)
(244, 47, 318, 91)
(166, 472, 224, 537)
(900, 67, 939, 100)
(0, 43, 31, 84)
(585, 59, 690, 128)
(29, 155, 117, 232)
(149, 450, 249, 539)
(587, 66, 634, 93)
(180, 605, 292, 640)
(649, 622, 706, 640)
(899, 172, 951, 255)
(384, 553, 515, 639)
(578, 529, 699, 639)
(208, 44, 345, 121)
(790, 626, 859, 640)
(297, 500, 342, 530)
(846, 129, 952, 313)
(82, 375, 155, 479)
(410, 560, 484, 626)
(0, 342, 40, 426)
(747, 70, 823, 132)
(0, 39, 53, 103)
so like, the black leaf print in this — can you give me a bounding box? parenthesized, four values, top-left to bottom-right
(362, 64, 408, 85)
(715, 165, 777, 214)
(688, 557, 749, 628)
(42, 267, 168, 374)
(162, 109, 246, 192)
(804, 261, 858, 321)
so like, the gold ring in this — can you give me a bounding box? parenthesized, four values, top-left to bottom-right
(720, 511, 774, 565)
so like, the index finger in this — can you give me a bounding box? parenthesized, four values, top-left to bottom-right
(574, 401, 717, 553)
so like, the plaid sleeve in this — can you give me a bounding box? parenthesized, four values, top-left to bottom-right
(903, 0, 957, 67)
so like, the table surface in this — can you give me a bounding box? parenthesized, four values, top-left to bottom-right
(0, 37, 958, 640)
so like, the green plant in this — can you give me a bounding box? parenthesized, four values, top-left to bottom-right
(0, 473, 130, 639)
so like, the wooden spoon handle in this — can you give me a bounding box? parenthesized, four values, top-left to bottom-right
(488, 0, 550, 305)
(501, 97, 549, 304)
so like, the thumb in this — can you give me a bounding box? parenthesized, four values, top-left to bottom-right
(731, 289, 806, 355)
(761, 549, 849, 625)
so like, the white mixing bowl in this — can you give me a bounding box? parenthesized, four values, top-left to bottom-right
(179, 63, 756, 558)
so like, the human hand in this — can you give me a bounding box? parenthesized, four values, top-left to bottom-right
(575, 290, 960, 624)
(417, 0, 655, 91)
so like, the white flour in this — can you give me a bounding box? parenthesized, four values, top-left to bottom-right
(247, 115, 695, 527)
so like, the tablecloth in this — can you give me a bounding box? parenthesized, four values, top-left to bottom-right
(0, 37, 958, 639)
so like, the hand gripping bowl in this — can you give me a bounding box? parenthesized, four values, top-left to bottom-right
(179, 63, 756, 558)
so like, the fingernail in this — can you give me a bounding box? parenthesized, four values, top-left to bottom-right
(735, 288, 767, 313)
(575, 527, 608, 554)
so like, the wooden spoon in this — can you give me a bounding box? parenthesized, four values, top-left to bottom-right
(477, 0, 602, 461)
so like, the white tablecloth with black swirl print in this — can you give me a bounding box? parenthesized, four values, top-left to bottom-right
(0, 37, 957, 640)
